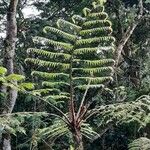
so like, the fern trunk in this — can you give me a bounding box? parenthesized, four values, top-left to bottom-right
(73, 130, 84, 150)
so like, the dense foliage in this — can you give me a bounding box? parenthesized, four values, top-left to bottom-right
(0, 0, 149, 150)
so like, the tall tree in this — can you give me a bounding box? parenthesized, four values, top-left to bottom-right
(0, 0, 18, 150)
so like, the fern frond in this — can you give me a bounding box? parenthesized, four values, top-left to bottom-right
(42, 81, 70, 88)
(72, 15, 86, 24)
(73, 76, 113, 84)
(88, 12, 108, 20)
(83, 20, 112, 28)
(36, 119, 69, 141)
(32, 88, 60, 96)
(25, 58, 70, 69)
(128, 137, 150, 150)
(27, 48, 71, 60)
(74, 47, 98, 55)
(33, 36, 73, 51)
(26, 0, 116, 143)
(83, 8, 91, 16)
(81, 123, 99, 140)
(31, 71, 69, 80)
(73, 59, 115, 66)
(75, 84, 104, 90)
(57, 19, 82, 32)
(73, 67, 113, 74)
(44, 95, 70, 101)
(76, 36, 115, 46)
(94, 95, 150, 128)
(80, 27, 112, 36)
(43, 26, 77, 42)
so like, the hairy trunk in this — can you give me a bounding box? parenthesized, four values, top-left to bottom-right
(73, 130, 84, 150)
(0, 0, 18, 150)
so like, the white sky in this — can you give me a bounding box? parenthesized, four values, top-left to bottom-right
(22, 5, 41, 18)
(0, 3, 41, 38)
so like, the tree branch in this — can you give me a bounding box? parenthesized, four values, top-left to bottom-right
(115, 0, 144, 66)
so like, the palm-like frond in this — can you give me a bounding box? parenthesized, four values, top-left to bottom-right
(91, 95, 150, 129)
(25, 1, 115, 103)
(25, 0, 115, 143)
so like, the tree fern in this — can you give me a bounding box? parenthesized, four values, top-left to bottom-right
(91, 95, 150, 130)
(25, 0, 115, 149)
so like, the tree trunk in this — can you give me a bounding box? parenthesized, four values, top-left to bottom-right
(73, 130, 84, 150)
(115, 0, 144, 66)
(0, 0, 18, 150)
(2, 134, 11, 150)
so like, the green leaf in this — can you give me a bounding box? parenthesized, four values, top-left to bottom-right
(0, 67, 7, 75)
(19, 83, 35, 90)
(6, 74, 25, 81)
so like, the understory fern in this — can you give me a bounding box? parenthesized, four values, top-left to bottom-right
(25, 0, 115, 146)
(92, 95, 150, 130)
(128, 137, 150, 150)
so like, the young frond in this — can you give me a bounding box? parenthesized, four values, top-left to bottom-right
(44, 95, 70, 101)
(73, 59, 115, 67)
(25, 58, 70, 69)
(73, 76, 113, 84)
(33, 36, 73, 51)
(32, 88, 60, 96)
(80, 27, 112, 36)
(73, 67, 113, 75)
(25, 0, 116, 147)
(75, 84, 104, 90)
(83, 20, 112, 28)
(57, 19, 82, 33)
(31, 71, 69, 80)
(42, 81, 70, 88)
(88, 12, 108, 20)
(27, 48, 71, 61)
(43, 26, 77, 42)
(74, 47, 98, 55)
(76, 36, 115, 46)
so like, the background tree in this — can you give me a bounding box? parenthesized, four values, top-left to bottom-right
(0, 1, 19, 150)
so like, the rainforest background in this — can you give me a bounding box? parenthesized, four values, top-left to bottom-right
(0, 0, 150, 150)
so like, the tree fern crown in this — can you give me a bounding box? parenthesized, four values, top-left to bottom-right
(25, 0, 115, 103)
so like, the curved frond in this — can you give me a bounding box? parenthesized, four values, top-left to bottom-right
(27, 48, 71, 61)
(128, 137, 150, 150)
(25, 58, 70, 69)
(33, 36, 73, 51)
(57, 19, 82, 33)
(43, 26, 77, 42)
(81, 123, 99, 140)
